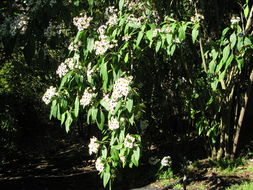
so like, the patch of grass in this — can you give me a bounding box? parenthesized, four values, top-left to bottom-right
(156, 167, 174, 179)
(225, 182, 253, 190)
(210, 157, 246, 171)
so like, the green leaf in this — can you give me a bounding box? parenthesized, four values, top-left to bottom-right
(87, 108, 93, 124)
(236, 56, 244, 70)
(209, 60, 216, 73)
(192, 28, 199, 43)
(229, 32, 237, 49)
(103, 171, 111, 187)
(221, 27, 230, 38)
(136, 25, 145, 46)
(126, 99, 133, 113)
(155, 40, 162, 52)
(178, 24, 187, 40)
(124, 52, 129, 63)
(87, 38, 94, 52)
(237, 37, 243, 51)
(166, 34, 172, 44)
(57, 103, 61, 120)
(244, 37, 252, 46)
(129, 113, 134, 125)
(100, 99, 110, 111)
(222, 45, 230, 63)
(170, 44, 176, 56)
(61, 112, 67, 125)
(88, 0, 93, 7)
(92, 108, 98, 121)
(50, 100, 57, 119)
(119, 0, 124, 10)
(74, 31, 86, 43)
(244, 5, 249, 18)
(219, 70, 226, 82)
(146, 30, 153, 42)
(96, 109, 105, 130)
(65, 112, 73, 133)
(211, 80, 219, 91)
(59, 71, 73, 90)
(100, 61, 108, 91)
(74, 96, 80, 118)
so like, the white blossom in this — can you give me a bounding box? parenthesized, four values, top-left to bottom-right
(80, 88, 94, 107)
(42, 86, 58, 104)
(153, 28, 161, 37)
(106, 14, 118, 26)
(98, 25, 107, 35)
(10, 14, 29, 36)
(108, 117, 120, 130)
(122, 34, 131, 41)
(87, 63, 94, 78)
(111, 77, 132, 100)
(161, 156, 172, 167)
(127, 14, 143, 26)
(95, 157, 104, 172)
(102, 94, 117, 113)
(73, 13, 92, 31)
(56, 62, 69, 78)
(94, 37, 117, 55)
(105, 6, 118, 16)
(68, 42, 79, 51)
(124, 134, 135, 149)
(88, 136, 100, 155)
(230, 16, 240, 25)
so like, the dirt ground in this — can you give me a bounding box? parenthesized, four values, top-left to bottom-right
(1, 138, 253, 190)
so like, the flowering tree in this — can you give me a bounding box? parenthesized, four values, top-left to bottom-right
(41, 0, 204, 187)
(40, 0, 253, 188)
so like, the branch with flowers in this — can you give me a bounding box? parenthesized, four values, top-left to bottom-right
(42, 0, 201, 188)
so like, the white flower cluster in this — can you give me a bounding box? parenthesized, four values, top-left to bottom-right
(152, 27, 171, 37)
(190, 13, 204, 23)
(230, 16, 240, 25)
(161, 156, 172, 167)
(105, 6, 118, 16)
(94, 27, 117, 55)
(9, 14, 29, 36)
(68, 41, 80, 52)
(108, 117, 120, 130)
(124, 0, 141, 10)
(56, 55, 81, 78)
(44, 21, 66, 38)
(102, 94, 118, 113)
(42, 86, 58, 104)
(124, 134, 135, 149)
(111, 77, 132, 100)
(94, 37, 117, 55)
(122, 34, 131, 41)
(80, 88, 94, 107)
(73, 13, 92, 31)
(87, 63, 95, 78)
(56, 62, 69, 78)
(106, 14, 118, 26)
(127, 14, 144, 26)
(88, 136, 100, 155)
(95, 157, 104, 172)
(105, 6, 118, 26)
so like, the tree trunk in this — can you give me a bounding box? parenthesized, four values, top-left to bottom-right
(232, 70, 253, 158)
